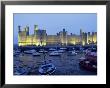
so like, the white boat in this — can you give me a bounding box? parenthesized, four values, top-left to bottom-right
(49, 48, 56, 51)
(75, 50, 80, 53)
(79, 57, 86, 60)
(92, 65, 97, 69)
(71, 51, 77, 55)
(24, 49, 36, 54)
(24, 51, 32, 54)
(58, 50, 65, 53)
(39, 50, 48, 53)
(15, 50, 20, 53)
(90, 52, 97, 57)
(68, 51, 77, 56)
(49, 51, 61, 56)
(13, 52, 20, 57)
(82, 50, 86, 53)
(39, 63, 56, 75)
(32, 52, 42, 56)
(60, 47, 67, 50)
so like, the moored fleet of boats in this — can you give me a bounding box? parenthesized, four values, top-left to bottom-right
(13, 46, 97, 75)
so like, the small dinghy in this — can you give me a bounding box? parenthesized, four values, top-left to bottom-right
(39, 61, 56, 75)
(68, 51, 77, 56)
(14, 52, 20, 57)
(14, 66, 30, 75)
(14, 68, 27, 75)
(79, 57, 86, 61)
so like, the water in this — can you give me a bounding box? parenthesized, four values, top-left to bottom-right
(13, 52, 97, 75)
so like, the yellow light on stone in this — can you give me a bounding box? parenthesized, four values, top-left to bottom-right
(72, 41, 75, 45)
(18, 26, 97, 46)
(42, 42, 46, 46)
(82, 41, 85, 46)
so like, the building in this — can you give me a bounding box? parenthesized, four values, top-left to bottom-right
(18, 25, 97, 46)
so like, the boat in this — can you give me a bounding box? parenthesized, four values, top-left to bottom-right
(39, 63, 56, 75)
(79, 51, 97, 72)
(82, 50, 87, 53)
(75, 50, 80, 53)
(79, 57, 86, 61)
(49, 48, 56, 51)
(49, 51, 61, 56)
(24, 51, 32, 54)
(68, 51, 77, 56)
(79, 59, 97, 71)
(13, 51, 20, 57)
(14, 53, 20, 57)
(24, 49, 36, 54)
(15, 50, 20, 53)
(60, 47, 67, 50)
(58, 50, 65, 53)
(39, 50, 48, 53)
(14, 66, 30, 75)
(39, 54, 56, 75)
(32, 52, 42, 56)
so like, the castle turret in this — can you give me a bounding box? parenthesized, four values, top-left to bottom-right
(92, 32, 94, 43)
(34, 25, 38, 30)
(26, 26, 29, 35)
(80, 29, 82, 36)
(34, 25, 38, 35)
(18, 25, 21, 46)
(63, 28, 65, 32)
(80, 29, 83, 44)
(18, 25, 21, 32)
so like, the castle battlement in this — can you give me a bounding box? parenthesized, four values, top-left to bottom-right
(18, 25, 97, 46)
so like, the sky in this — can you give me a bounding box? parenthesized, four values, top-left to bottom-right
(14, 13, 97, 44)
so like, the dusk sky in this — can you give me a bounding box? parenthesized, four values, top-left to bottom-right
(14, 13, 97, 44)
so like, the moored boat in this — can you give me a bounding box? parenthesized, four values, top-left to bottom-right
(39, 62, 56, 75)
(79, 51, 97, 72)
(24, 49, 36, 54)
(32, 52, 42, 56)
(49, 48, 56, 51)
(49, 51, 61, 56)
(68, 51, 77, 56)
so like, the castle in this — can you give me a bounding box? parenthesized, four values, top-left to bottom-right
(18, 25, 97, 46)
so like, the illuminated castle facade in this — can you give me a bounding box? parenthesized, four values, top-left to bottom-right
(18, 25, 97, 46)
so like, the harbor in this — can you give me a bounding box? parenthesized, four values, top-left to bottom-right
(14, 46, 97, 75)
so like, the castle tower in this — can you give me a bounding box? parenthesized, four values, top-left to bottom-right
(34, 25, 38, 30)
(18, 25, 21, 32)
(62, 28, 67, 45)
(80, 29, 82, 36)
(87, 32, 90, 44)
(18, 25, 21, 46)
(92, 32, 94, 43)
(34, 25, 38, 35)
(26, 26, 29, 35)
(80, 29, 83, 44)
